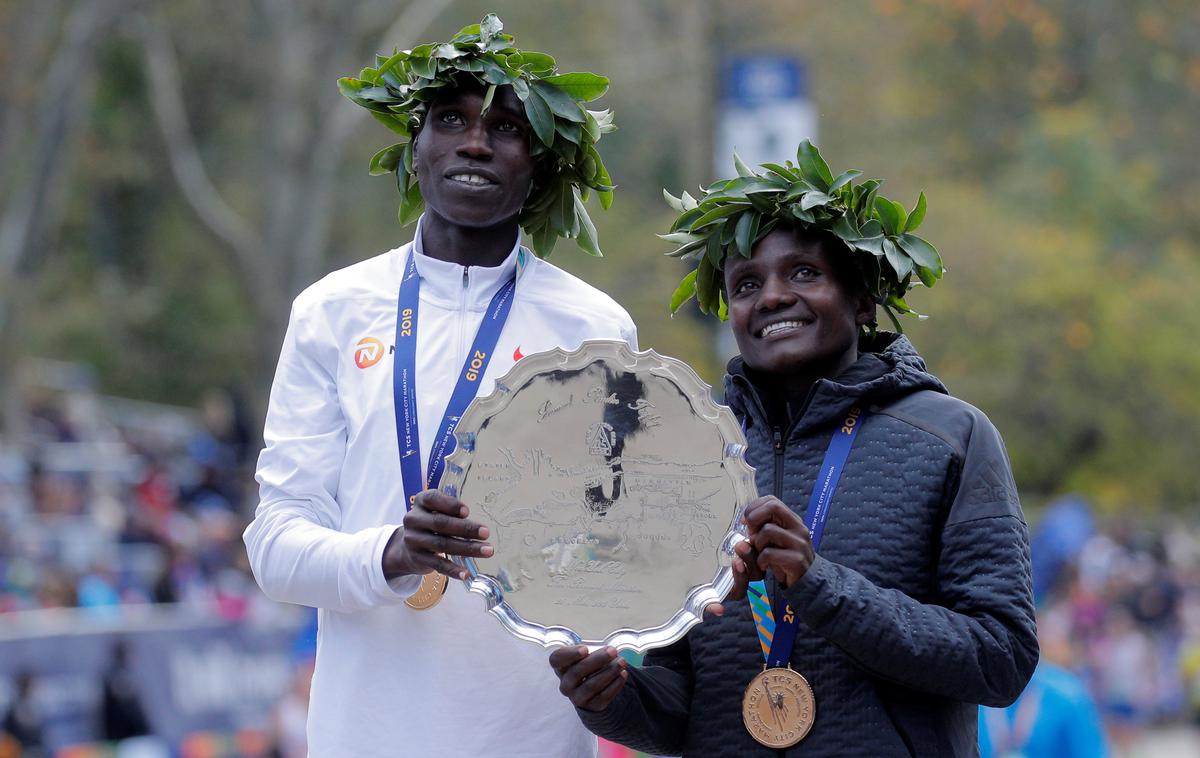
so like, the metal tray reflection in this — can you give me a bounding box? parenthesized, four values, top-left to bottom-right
(443, 340, 756, 652)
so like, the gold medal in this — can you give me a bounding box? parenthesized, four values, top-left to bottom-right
(742, 666, 816, 748)
(404, 571, 448, 610)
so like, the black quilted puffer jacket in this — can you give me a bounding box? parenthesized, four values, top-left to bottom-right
(579, 334, 1038, 757)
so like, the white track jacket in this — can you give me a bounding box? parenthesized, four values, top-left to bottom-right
(246, 226, 637, 757)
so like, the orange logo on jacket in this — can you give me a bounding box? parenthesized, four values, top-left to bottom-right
(354, 337, 385, 369)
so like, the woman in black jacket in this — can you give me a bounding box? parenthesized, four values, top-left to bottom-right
(549, 145, 1038, 757)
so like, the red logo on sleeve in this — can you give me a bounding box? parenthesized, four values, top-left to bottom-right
(354, 337, 385, 369)
(513, 345, 524, 361)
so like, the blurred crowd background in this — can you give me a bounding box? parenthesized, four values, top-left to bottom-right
(2, 0, 1199, 756)
(1, 371, 257, 620)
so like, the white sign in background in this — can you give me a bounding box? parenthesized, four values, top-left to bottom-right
(712, 56, 818, 362)
(714, 56, 817, 178)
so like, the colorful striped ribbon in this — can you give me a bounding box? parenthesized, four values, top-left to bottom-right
(747, 579, 776, 660)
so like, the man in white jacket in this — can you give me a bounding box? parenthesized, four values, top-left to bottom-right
(244, 17, 635, 757)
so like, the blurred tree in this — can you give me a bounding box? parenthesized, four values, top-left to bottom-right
(908, 175, 1200, 510)
(0, 0, 134, 434)
(136, 0, 457, 401)
(911, 0, 1200, 230)
(877, 0, 1200, 509)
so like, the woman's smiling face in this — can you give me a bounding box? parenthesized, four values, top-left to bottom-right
(724, 227, 874, 378)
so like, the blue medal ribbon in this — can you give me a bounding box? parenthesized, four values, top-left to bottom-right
(393, 249, 517, 509)
(747, 406, 865, 667)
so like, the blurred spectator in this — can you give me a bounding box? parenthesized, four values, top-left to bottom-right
(181, 464, 236, 515)
(1030, 496, 1095, 604)
(77, 562, 122, 617)
(35, 570, 77, 609)
(27, 460, 86, 517)
(980, 607, 1109, 757)
(100, 640, 151, 742)
(26, 396, 77, 444)
(191, 387, 254, 488)
(132, 456, 178, 529)
(980, 665, 1109, 758)
(266, 660, 312, 758)
(1094, 607, 1157, 750)
(1, 671, 45, 758)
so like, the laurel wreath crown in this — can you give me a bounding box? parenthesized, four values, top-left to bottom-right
(663, 141, 945, 332)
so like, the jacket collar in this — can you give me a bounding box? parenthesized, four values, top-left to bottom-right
(406, 215, 531, 308)
(724, 333, 947, 437)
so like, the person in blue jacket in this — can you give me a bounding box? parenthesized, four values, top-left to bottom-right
(979, 662, 1108, 758)
(981, 614, 1108, 758)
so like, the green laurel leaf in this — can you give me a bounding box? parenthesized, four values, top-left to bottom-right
(670, 269, 698, 314)
(540, 72, 609, 102)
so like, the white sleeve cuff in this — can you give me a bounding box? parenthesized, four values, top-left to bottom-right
(367, 524, 421, 601)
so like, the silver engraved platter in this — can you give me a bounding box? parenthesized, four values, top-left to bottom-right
(442, 339, 756, 652)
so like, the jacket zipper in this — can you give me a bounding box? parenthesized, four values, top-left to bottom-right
(773, 427, 785, 499)
(770, 426, 786, 662)
(757, 389, 817, 758)
(458, 266, 470, 365)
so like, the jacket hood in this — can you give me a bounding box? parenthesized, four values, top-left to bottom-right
(723, 332, 947, 436)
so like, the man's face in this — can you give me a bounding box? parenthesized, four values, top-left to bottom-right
(723, 228, 872, 377)
(413, 84, 534, 230)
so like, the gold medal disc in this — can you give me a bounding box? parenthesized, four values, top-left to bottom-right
(742, 667, 816, 748)
(404, 571, 448, 610)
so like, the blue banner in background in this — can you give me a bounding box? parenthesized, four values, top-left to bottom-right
(0, 614, 306, 755)
(721, 56, 808, 106)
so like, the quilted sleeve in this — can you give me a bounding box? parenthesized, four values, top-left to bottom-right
(576, 635, 694, 754)
(783, 412, 1038, 707)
